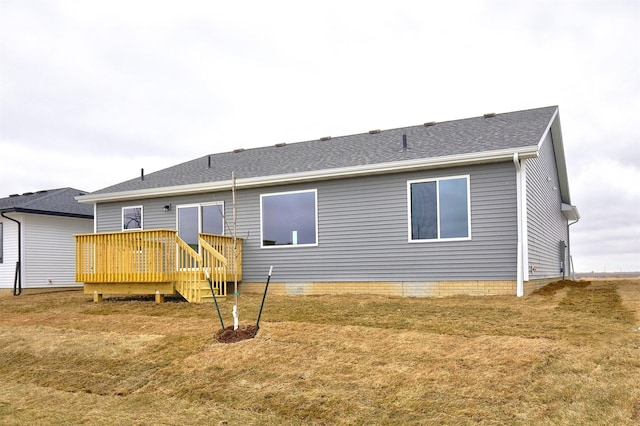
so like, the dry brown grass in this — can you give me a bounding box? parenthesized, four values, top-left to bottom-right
(1, 279, 639, 425)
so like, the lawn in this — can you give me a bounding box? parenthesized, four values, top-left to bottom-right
(0, 279, 638, 425)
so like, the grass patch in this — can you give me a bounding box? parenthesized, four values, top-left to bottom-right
(1, 279, 639, 425)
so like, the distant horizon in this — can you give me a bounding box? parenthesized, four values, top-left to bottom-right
(575, 271, 640, 277)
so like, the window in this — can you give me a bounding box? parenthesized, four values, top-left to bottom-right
(408, 176, 470, 241)
(261, 189, 317, 247)
(177, 202, 224, 251)
(178, 205, 199, 251)
(202, 203, 225, 235)
(122, 206, 143, 230)
(0, 222, 3, 263)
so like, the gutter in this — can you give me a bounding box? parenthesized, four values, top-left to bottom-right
(77, 146, 541, 204)
(1, 211, 22, 296)
(5, 207, 92, 220)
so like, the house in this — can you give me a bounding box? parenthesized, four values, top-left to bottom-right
(76, 106, 579, 300)
(0, 188, 94, 296)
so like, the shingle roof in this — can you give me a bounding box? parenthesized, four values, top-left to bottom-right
(91, 106, 558, 196)
(0, 188, 94, 218)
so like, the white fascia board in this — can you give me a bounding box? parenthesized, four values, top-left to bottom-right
(536, 106, 559, 150)
(76, 146, 540, 204)
(544, 108, 573, 205)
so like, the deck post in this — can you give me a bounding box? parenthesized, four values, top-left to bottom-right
(155, 290, 164, 304)
(93, 291, 103, 303)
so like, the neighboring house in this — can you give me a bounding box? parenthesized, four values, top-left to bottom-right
(0, 188, 94, 296)
(77, 106, 579, 299)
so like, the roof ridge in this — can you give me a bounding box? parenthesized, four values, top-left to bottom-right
(206, 105, 559, 156)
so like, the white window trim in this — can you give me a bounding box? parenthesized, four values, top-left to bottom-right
(260, 188, 318, 248)
(407, 175, 471, 243)
(122, 205, 143, 231)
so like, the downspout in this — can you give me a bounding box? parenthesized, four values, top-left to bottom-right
(93, 204, 98, 233)
(1, 211, 22, 296)
(567, 217, 580, 279)
(513, 154, 524, 297)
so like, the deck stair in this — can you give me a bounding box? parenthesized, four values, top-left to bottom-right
(177, 279, 220, 303)
(175, 237, 228, 303)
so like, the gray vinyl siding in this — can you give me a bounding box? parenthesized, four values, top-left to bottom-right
(96, 193, 232, 233)
(22, 214, 93, 287)
(526, 132, 569, 278)
(95, 162, 518, 282)
(241, 163, 518, 282)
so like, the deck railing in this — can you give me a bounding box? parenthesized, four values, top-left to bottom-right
(199, 233, 242, 282)
(75, 230, 240, 302)
(76, 230, 178, 283)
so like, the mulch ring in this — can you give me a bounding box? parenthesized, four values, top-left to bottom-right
(216, 324, 258, 343)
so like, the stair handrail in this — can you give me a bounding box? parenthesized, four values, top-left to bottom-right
(176, 237, 204, 302)
(200, 238, 227, 328)
(199, 237, 228, 298)
(199, 239, 228, 266)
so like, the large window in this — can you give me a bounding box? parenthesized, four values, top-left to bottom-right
(177, 202, 224, 251)
(261, 189, 317, 247)
(122, 206, 143, 230)
(408, 176, 470, 241)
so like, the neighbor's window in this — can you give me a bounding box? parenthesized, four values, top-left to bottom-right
(177, 202, 224, 251)
(0, 222, 3, 263)
(408, 176, 470, 241)
(122, 206, 143, 230)
(261, 189, 317, 247)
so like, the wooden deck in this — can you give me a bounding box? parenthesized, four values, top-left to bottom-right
(75, 230, 242, 303)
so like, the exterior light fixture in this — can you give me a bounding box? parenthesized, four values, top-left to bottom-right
(163, 204, 171, 212)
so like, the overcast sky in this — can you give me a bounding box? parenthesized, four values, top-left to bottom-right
(1, 0, 638, 272)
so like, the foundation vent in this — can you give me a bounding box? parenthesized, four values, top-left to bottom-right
(369, 129, 381, 134)
(424, 121, 436, 127)
(320, 136, 332, 141)
(483, 112, 496, 118)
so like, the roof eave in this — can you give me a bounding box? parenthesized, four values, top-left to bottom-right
(0, 207, 93, 219)
(562, 203, 580, 222)
(76, 147, 539, 204)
